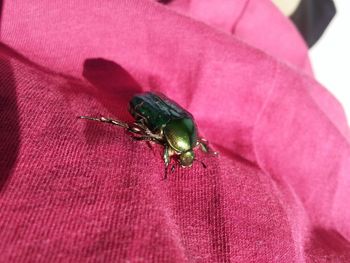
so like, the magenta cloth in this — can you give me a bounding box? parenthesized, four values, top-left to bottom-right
(1, 0, 350, 262)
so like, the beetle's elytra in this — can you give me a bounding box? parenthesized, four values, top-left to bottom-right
(79, 91, 217, 176)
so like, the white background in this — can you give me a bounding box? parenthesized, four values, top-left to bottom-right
(309, 0, 350, 124)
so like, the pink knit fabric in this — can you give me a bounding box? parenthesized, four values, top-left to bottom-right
(1, 0, 350, 262)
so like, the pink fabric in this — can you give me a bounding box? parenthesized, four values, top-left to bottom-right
(1, 0, 350, 261)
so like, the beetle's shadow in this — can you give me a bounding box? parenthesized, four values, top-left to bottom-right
(78, 58, 143, 140)
(82, 58, 142, 116)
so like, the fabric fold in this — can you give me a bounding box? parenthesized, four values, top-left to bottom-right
(0, 0, 349, 261)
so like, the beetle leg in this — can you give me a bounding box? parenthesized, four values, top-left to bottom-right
(163, 146, 170, 179)
(130, 122, 164, 141)
(197, 138, 218, 156)
(142, 128, 163, 141)
(131, 135, 161, 144)
(171, 164, 176, 173)
(131, 122, 149, 134)
(78, 116, 130, 129)
(164, 146, 170, 166)
(198, 141, 208, 153)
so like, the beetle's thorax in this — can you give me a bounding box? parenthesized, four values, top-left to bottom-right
(163, 118, 197, 153)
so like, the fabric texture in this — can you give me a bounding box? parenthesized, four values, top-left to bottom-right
(0, 0, 349, 262)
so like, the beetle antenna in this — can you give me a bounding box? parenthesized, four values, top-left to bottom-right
(195, 159, 207, 168)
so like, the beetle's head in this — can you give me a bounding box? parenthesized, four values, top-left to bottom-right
(179, 150, 195, 167)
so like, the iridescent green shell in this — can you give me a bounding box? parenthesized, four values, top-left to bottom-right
(129, 92, 198, 152)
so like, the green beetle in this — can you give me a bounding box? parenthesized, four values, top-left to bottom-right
(79, 92, 216, 173)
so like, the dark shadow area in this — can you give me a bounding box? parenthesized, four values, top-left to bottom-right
(306, 227, 350, 260)
(291, 0, 336, 48)
(0, 55, 20, 191)
(157, 0, 173, 4)
(82, 58, 142, 120)
(83, 58, 141, 98)
(0, 0, 3, 35)
(53, 58, 143, 145)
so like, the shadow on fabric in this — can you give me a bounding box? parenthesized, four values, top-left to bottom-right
(157, 0, 173, 4)
(306, 227, 350, 260)
(0, 0, 3, 34)
(0, 55, 20, 191)
(82, 58, 142, 120)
